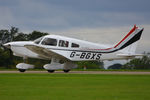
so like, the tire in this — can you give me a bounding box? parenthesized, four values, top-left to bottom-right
(63, 70, 70, 73)
(47, 70, 55, 73)
(18, 69, 26, 72)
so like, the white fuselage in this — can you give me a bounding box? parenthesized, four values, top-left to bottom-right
(4, 35, 131, 61)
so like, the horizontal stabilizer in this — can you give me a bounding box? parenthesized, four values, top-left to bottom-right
(117, 54, 145, 57)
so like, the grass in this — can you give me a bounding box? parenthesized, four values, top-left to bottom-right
(0, 73, 150, 100)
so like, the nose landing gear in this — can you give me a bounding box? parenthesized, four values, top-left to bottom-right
(16, 63, 34, 72)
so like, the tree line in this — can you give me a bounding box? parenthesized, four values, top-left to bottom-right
(0, 27, 49, 69)
(0, 27, 149, 69)
(108, 53, 150, 70)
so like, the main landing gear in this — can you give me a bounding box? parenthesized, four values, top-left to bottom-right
(16, 57, 34, 73)
(16, 63, 34, 72)
(16, 58, 74, 73)
(47, 70, 55, 73)
(63, 69, 70, 73)
(18, 69, 26, 72)
(44, 58, 71, 73)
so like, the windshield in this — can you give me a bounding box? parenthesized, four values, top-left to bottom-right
(34, 36, 44, 44)
(41, 38, 57, 46)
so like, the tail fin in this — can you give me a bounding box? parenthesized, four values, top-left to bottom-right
(90, 25, 144, 53)
(114, 25, 144, 50)
(117, 41, 145, 58)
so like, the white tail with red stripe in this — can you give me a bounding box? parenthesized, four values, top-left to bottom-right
(90, 25, 144, 53)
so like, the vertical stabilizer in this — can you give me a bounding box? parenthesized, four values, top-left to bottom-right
(120, 41, 138, 54)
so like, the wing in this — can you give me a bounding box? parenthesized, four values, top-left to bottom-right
(24, 44, 70, 61)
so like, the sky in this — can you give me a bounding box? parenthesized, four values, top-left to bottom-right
(0, 0, 150, 67)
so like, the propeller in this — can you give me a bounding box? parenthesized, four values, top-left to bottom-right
(0, 32, 12, 50)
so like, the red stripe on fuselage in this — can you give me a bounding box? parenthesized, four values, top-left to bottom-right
(87, 47, 113, 51)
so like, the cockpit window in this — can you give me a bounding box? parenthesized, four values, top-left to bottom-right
(71, 43, 79, 48)
(41, 38, 57, 46)
(59, 40, 69, 47)
(34, 37, 44, 44)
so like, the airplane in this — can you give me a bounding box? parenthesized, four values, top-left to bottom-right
(3, 25, 144, 73)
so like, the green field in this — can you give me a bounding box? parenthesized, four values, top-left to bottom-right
(0, 73, 150, 100)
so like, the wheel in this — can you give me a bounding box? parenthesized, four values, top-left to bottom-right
(18, 69, 26, 72)
(63, 69, 70, 73)
(47, 70, 55, 73)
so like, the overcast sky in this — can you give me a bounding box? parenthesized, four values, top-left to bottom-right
(0, 0, 150, 54)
